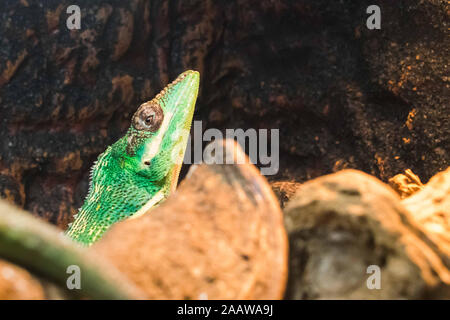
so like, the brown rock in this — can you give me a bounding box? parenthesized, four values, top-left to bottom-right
(389, 169, 424, 199)
(284, 169, 449, 299)
(402, 167, 450, 296)
(94, 140, 288, 300)
(403, 167, 450, 237)
(0, 259, 44, 300)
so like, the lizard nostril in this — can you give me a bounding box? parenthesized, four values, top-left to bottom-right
(144, 160, 151, 166)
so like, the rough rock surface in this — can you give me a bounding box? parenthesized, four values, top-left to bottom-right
(284, 169, 449, 299)
(0, 0, 448, 226)
(389, 169, 424, 198)
(93, 140, 288, 300)
(402, 166, 450, 281)
(0, 259, 44, 300)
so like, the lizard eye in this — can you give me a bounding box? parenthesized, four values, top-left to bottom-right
(145, 115, 154, 125)
(132, 103, 164, 132)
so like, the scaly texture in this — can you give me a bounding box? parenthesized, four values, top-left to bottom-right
(66, 70, 200, 245)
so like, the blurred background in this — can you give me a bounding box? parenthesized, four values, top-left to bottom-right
(0, 0, 448, 228)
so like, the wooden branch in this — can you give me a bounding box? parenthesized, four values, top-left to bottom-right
(0, 200, 146, 299)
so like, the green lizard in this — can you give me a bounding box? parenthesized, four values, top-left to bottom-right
(66, 70, 200, 245)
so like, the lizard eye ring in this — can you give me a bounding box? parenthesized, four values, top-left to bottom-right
(132, 103, 164, 132)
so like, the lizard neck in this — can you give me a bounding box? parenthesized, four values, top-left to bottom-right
(66, 144, 167, 245)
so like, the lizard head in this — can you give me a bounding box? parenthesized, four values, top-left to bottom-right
(66, 71, 199, 244)
(121, 70, 200, 192)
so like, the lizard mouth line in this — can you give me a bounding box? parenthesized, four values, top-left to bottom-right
(142, 110, 174, 166)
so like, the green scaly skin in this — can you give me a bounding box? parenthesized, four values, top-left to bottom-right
(66, 70, 200, 245)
